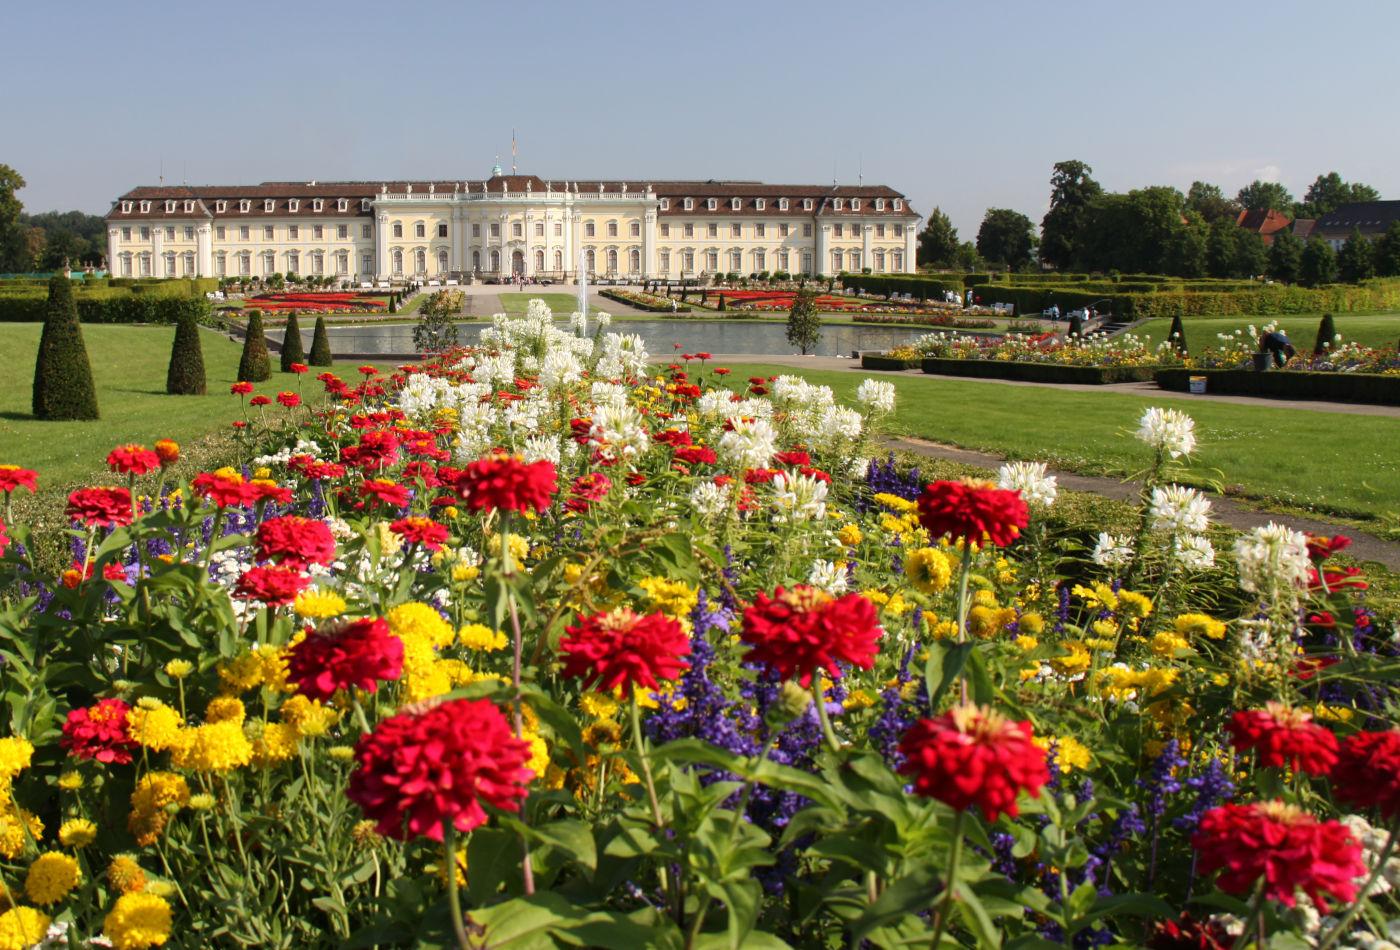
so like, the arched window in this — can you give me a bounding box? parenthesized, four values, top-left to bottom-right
(606, 248, 618, 274)
(163, 252, 176, 277)
(438, 249, 449, 274)
(753, 248, 765, 272)
(892, 251, 904, 271)
(730, 249, 742, 272)
(628, 248, 640, 273)
(263, 251, 276, 275)
(802, 252, 813, 275)
(414, 249, 426, 274)
(472, 251, 481, 271)
(705, 250, 718, 272)
(584, 248, 596, 273)
(238, 252, 250, 276)
(392, 249, 404, 274)
(831, 249, 843, 272)
(490, 250, 500, 272)
(287, 251, 299, 274)
(336, 251, 349, 275)
(874, 250, 885, 273)
(778, 250, 789, 272)
(182, 252, 195, 275)
(553, 249, 562, 271)
(681, 249, 694, 272)
(534, 249, 544, 272)
(119, 252, 133, 277)
(311, 251, 324, 275)
(214, 252, 226, 277)
(848, 250, 861, 271)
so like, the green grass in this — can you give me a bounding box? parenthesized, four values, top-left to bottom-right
(1136, 313, 1400, 352)
(723, 362, 1400, 532)
(498, 293, 583, 315)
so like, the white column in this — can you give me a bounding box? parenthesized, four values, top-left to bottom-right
(816, 221, 830, 276)
(642, 208, 656, 278)
(565, 207, 577, 280)
(196, 223, 212, 277)
(151, 225, 165, 277)
(375, 212, 389, 279)
(905, 219, 918, 273)
(862, 221, 873, 272)
(524, 212, 534, 276)
(106, 228, 120, 275)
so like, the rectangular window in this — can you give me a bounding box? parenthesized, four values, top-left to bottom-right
(834, 224, 843, 238)
(264, 226, 274, 240)
(439, 224, 449, 238)
(362, 254, 373, 274)
(706, 250, 718, 271)
(183, 226, 194, 240)
(416, 223, 426, 238)
(554, 222, 562, 237)
(660, 249, 670, 271)
(660, 224, 670, 237)
(140, 227, 150, 240)
(165, 227, 175, 240)
(779, 223, 789, 237)
(513, 222, 522, 237)
(585, 222, 595, 237)
(240, 226, 250, 240)
(707, 223, 718, 238)
(683, 223, 694, 238)
(731, 223, 741, 238)
(875, 224, 885, 238)
(338, 225, 348, 239)
(755, 223, 765, 238)
(313, 225, 323, 239)
(121, 227, 131, 241)
(215, 226, 224, 240)
(361, 224, 371, 238)
(607, 222, 617, 237)
(491, 223, 500, 237)
(803, 223, 813, 237)
(894, 224, 904, 237)
(630, 222, 640, 237)
(289, 225, 299, 240)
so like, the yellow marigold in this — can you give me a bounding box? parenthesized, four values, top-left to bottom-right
(280, 695, 339, 737)
(873, 492, 917, 513)
(0, 738, 33, 787)
(293, 588, 347, 620)
(1014, 635, 1039, 652)
(0, 806, 41, 860)
(169, 720, 252, 772)
(579, 692, 619, 719)
(58, 818, 97, 848)
(1099, 667, 1179, 702)
(24, 852, 81, 905)
(107, 856, 146, 894)
(638, 576, 699, 619)
(1175, 613, 1227, 640)
(583, 720, 622, 748)
(968, 605, 1016, 640)
(843, 689, 876, 711)
(1050, 642, 1091, 676)
(400, 660, 454, 703)
(216, 652, 264, 694)
(486, 533, 529, 570)
(128, 702, 182, 752)
(1149, 631, 1192, 658)
(1313, 703, 1355, 723)
(1034, 736, 1093, 774)
(387, 602, 455, 650)
(104, 892, 172, 950)
(972, 589, 997, 608)
(257, 644, 292, 693)
(451, 562, 481, 584)
(0, 907, 50, 950)
(57, 771, 82, 791)
(1116, 591, 1153, 620)
(127, 772, 190, 846)
(204, 696, 246, 725)
(252, 722, 300, 768)
(459, 623, 507, 652)
(373, 521, 404, 558)
(862, 588, 890, 606)
(1090, 619, 1118, 639)
(837, 523, 864, 547)
(162, 660, 193, 679)
(522, 732, 550, 779)
(928, 617, 960, 640)
(327, 745, 355, 762)
(430, 848, 468, 888)
(884, 593, 913, 617)
(1018, 612, 1045, 635)
(905, 547, 952, 595)
(1073, 582, 1118, 612)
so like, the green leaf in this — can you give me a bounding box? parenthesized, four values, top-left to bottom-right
(926, 642, 973, 709)
(705, 877, 762, 949)
(470, 892, 586, 948)
(525, 818, 597, 874)
(1086, 892, 1175, 922)
(849, 866, 942, 941)
(467, 828, 520, 904)
(521, 687, 585, 756)
(953, 881, 1003, 948)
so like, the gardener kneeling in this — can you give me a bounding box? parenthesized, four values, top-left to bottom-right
(1260, 330, 1297, 368)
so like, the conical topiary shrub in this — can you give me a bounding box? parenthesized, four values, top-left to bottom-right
(1314, 313, 1337, 356)
(308, 316, 333, 366)
(165, 308, 207, 395)
(280, 309, 306, 372)
(32, 274, 99, 420)
(1067, 313, 1084, 339)
(237, 309, 272, 382)
(1168, 314, 1188, 357)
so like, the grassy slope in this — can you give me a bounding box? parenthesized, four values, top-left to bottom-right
(1136, 314, 1400, 351)
(724, 362, 1400, 530)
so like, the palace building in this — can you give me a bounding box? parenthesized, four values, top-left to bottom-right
(104, 165, 920, 282)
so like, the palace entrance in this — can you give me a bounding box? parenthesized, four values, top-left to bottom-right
(511, 250, 525, 275)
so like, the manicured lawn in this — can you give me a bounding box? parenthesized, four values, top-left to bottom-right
(722, 362, 1400, 531)
(1137, 313, 1400, 352)
(498, 293, 582, 315)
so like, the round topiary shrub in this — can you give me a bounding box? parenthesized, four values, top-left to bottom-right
(32, 274, 99, 420)
(165, 310, 207, 395)
(308, 316, 333, 367)
(280, 309, 306, 372)
(237, 309, 272, 382)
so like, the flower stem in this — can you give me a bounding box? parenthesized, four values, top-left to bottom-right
(1317, 814, 1400, 950)
(928, 810, 967, 949)
(629, 692, 672, 902)
(444, 824, 472, 950)
(811, 678, 843, 754)
(1230, 881, 1268, 950)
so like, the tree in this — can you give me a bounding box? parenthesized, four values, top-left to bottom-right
(1039, 160, 1102, 269)
(1206, 221, 1238, 278)
(1167, 314, 1188, 356)
(308, 316, 333, 366)
(916, 207, 959, 268)
(1314, 313, 1338, 357)
(280, 310, 306, 371)
(1163, 222, 1208, 278)
(1337, 228, 1376, 283)
(1299, 238, 1337, 287)
(1186, 181, 1242, 223)
(785, 287, 822, 355)
(1078, 187, 1190, 274)
(953, 242, 982, 271)
(0, 164, 26, 273)
(166, 309, 207, 395)
(1267, 229, 1304, 282)
(413, 290, 463, 354)
(237, 310, 272, 382)
(1234, 230, 1268, 278)
(1374, 222, 1400, 277)
(32, 275, 98, 420)
(975, 208, 1037, 270)
(1236, 180, 1293, 214)
(1296, 172, 1381, 218)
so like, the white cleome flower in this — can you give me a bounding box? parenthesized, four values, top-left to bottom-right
(771, 471, 829, 523)
(807, 558, 849, 594)
(997, 461, 1057, 508)
(718, 417, 777, 471)
(1172, 534, 1216, 571)
(521, 434, 561, 466)
(1091, 532, 1135, 570)
(1234, 522, 1311, 600)
(855, 378, 896, 415)
(688, 480, 732, 518)
(1149, 484, 1212, 535)
(1136, 406, 1197, 458)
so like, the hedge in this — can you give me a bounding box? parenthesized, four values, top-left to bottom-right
(920, 357, 1163, 384)
(599, 289, 692, 313)
(839, 274, 965, 299)
(860, 353, 922, 371)
(969, 279, 1400, 318)
(0, 295, 211, 324)
(1154, 368, 1400, 405)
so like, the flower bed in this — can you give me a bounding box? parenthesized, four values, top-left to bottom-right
(599, 288, 691, 313)
(1192, 322, 1400, 375)
(243, 291, 390, 314)
(922, 356, 1163, 384)
(860, 352, 923, 370)
(854, 311, 999, 329)
(1156, 367, 1400, 405)
(0, 306, 1394, 947)
(712, 288, 954, 315)
(917, 329, 1183, 368)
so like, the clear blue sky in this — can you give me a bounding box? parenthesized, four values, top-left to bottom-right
(6, 0, 1395, 238)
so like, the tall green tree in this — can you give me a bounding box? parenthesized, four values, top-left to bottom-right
(166, 308, 207, 395)
(1078, 187, 1190, 274)
(1236, 180, 1293, 214)
(1234, 230, 1268, 278)
(1267, 229, 1304, 283)
(0, 164, 27, 272)
(1186, 181, 1241, 223)
(1039, 160, 1101, 269)
(1205, 220, 1238, 277)
(953, 242, 982, 271)
(975, 208, 1037, 270)
(237, 310, 273, 382)
(1295, 172, 1381, 218)
(1337, 228, 1376, 283)
(1299, 238, 1337, 287)
(32, 275, 98, 420)
(785, 287, 822, 355)
(1373, 222, 1400, 277)
(1163, 222, 1208, 278)
(915, 207, 959, 268)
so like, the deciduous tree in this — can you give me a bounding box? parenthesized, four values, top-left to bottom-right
(916, 207, 959, 268)
(785, 287, 822, 355)
(975, 208, 1037, 270)
(1039, 160, 1101, 269)
(1267, 229, 1304, 283)
(1299, 238, 1337, 287)
(1337, 228, 1376, 283)
(1236, 180, 1293, 214)
(1295, 172, 1381, 218)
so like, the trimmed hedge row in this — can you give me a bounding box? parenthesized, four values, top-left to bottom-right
(0, 295, 211, 324)
(840, 274, 967, 299)
(971, 279, 1400, 318)
(860, 353, 922, 370)
(920, 357, 1163, 384)
(1155, 368, 1400, 405)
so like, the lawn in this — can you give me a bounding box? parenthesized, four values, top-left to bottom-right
(498, 293, 583, 315)
(1136, 313, 1400, 352)
(723, 362, 1400, 532)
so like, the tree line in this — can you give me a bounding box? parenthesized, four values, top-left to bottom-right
(917, 161, 1395, 285)
(0, 164, 107, 272)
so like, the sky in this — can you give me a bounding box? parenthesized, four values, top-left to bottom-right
(6, 0, 1397, 238)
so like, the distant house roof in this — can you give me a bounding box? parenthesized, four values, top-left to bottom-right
(1236, 208, 1291, 235)
(1292, 218, 1316, 241)
(1312, 200, 1400, 239)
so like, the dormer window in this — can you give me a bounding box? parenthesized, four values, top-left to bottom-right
(683, 197, 694, 211)
(803, 198, 813, 210)
(240, 200, 251, 212)
(216, 200, 226, 213)
(893, 199, 903, 211)
(778, 198, 789, 211)
(165, 200, 175, 212)
(659, 198, 669, 210)
(121, 201, 133, 213)
(184, 200, 194, 212)
(755, 198, 765, 210)
(312, 199, 323, 212)
(851, 199, 862, 211)
(264, 199, 274, 212)
(730, 197, 741, 210)
(833, 198, 844, 211)
(706, 198, 717, 211)
(360, 198, 371, 211)
(140, 201, 151, 213)
(289, 199, 299, 212)
(337, 198, 347, 211)
(874, 198, 885, 211)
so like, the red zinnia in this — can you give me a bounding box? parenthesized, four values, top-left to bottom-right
(277, 391, 301, 408)
(559, 608, 691, 698)
(1225, 703, 1337, 775)
(250, 395, 272, 407)
(290, 362, 309, 374)
(346, 698, 533, 841)
(66, 487, 134, 527)
(740, 585, 881, 686)
(0, 465, 39, 494)
(192, 471, 254, 507)
(61, 698, 138, 765)
(1306, 534, 1352, 561)
(234, 565, 310, 606)
(153, 439, 180, 466)
(389, 516, 450, 551)
(456, 454, 557, 514)
(673, 446, 717, 466)
(286, 617, 404, 701)
(1145, 914, 1231, 949)
(1332, 730, 1400, 819)
(0, 518, 7, 558)
(256, 516, 337, 568)
(897, 703, 1050, 820)
(106, 444, 161, 476)
(1192, 801, 1364, 912)
(360, 479, 411, 508)
(917, 479, 1028, 547)
(230, 381, 253, 396)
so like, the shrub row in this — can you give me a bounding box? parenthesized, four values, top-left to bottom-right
(920, 357, 1163, 384)
(860, 353, 922, 370)
(0, 295, 211, 324)
(1154, 368, 1400, 405)
(599, 289, 692, 313)
(970, 279, 1400, 318)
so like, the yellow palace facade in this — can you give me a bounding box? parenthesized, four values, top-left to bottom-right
(105, 167, 920, 282)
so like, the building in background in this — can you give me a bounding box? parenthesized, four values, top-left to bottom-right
(1310, 201, 1400, 250)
